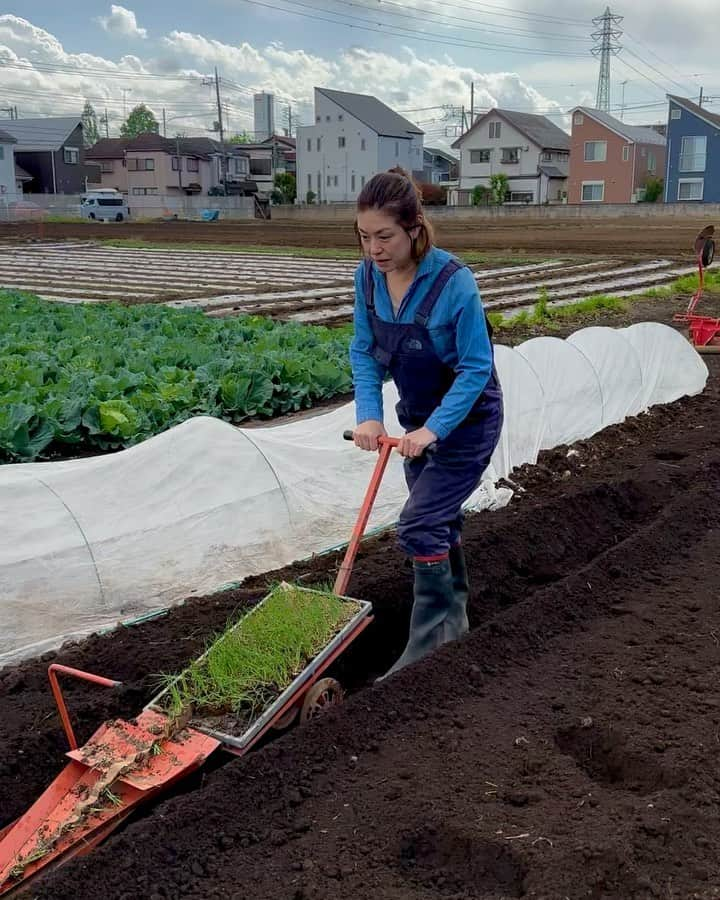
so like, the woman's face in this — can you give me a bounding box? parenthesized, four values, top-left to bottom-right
(357, 208, 420, 274)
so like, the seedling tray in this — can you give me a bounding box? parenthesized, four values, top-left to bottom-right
(146, 586, 371, 751)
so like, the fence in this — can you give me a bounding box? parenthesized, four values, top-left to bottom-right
(0, 193, 255, 222)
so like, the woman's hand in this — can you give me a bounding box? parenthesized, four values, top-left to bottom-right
(353, 420, 387, 451)
(397, 427, 437, 458)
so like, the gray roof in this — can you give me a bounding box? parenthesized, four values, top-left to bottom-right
(573, 108, 666, 146)
(538, 164, 566, 178)
(667, 95, 720, 130)
(2, 117, 82, 152)
(425, 146, 458, 163)
(0, 128, 16, 144)
(316, 88, 423, 139)
(453, 108, 569, 151)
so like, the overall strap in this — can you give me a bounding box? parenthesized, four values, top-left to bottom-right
(362, 257, 375, 312)
(413, 259, 463, 327)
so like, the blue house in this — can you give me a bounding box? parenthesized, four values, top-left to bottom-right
(665, 95, 720, 203)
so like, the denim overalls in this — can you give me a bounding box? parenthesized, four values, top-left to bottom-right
(363, 257, 503, 559)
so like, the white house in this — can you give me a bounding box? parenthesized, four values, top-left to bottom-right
(296, 88, 424, 203)
(0, 128, 19, 201)
(450, 109, 570, 205)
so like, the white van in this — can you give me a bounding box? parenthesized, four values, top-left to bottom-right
(80, 189, 129, 222)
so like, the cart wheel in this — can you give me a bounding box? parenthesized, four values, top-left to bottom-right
(273, 705, 299, 730)
(300, 678, 343, 722)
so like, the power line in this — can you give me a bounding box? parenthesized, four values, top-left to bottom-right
(621, 47, 695, 96)
(237, 0, 588, 56)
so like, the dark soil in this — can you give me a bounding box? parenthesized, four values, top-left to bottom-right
(0, 215, 710, 255)
(2, 305, 720, 898)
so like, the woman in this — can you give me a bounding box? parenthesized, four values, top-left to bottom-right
(350, 167, 503, 678)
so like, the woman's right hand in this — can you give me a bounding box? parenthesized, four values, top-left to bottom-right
(353, 420, 387, 451)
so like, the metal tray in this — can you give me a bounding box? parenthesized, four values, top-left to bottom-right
(146, 585, 372, 751)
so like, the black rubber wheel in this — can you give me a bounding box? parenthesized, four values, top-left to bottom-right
(89, 213, 96, 220)
(116, 213, 124, 222)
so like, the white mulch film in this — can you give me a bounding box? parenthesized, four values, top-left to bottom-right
(0, 323, 707, 665)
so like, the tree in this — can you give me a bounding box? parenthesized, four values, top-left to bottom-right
(229, 131, 253, 144)
(306, 189, 316, 204)
(120, 104, 159, 138)
(81, 101, 99, 147)
(471, 184, 491, 206)
(272, 172, 296, 204)
(643, 176, 664, 203)
(489, 173, 509, 205)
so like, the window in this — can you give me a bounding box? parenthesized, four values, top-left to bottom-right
(100, 160, 114, 173)
(317, 173, 321, 190)
(316, 115, 320, 123)
(128, 157, 155, 171)
(0, 146, 4, 161)
(671, 108, 681, 120)
(172, 157, 182, 171)
(647, 151, 656, 173)
(574, 112, 584, 125)
(326, 115, 331, 121)
(186, 158, 198, 172)
(679, 135, 707, 172)
(63, 147, 79, 165)
(584, 141, 607, 162)
(501, 148, 520, 164)
(395, 141, 399, 156)
(97, 198, 123, 207)
(131, 187, 158, 195)
(338, 136, 346, 148)
(470, 149, 491, 163)
(622, 146, 630, 162)
(510, 192, 534, 203)
(334, 175, 338, 186)
(541, 151, 553, 161)
(327, 175, 331, 186)
(249, 159, 271, 176)
(307, 173, 312, 190)
(145, 158, 154, 171)
(307, 138, 311, 152)
(351, 173, 356, 191)
(581, 181, 604, 202)
(489, 122, 501, 138)
(361, 138, 366, 151)
(678, 178, 704, 200)
(338, 114, 343, 121)
(316, 137, 321, 151)
(361, 175, 365, 187)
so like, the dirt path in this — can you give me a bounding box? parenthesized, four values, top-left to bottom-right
(2, 302, 719, 898)
(0, 215, 710, 255)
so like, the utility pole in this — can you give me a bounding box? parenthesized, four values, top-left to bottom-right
(122, 88, 132, 119)
(103, 108, 109, 138)
(699, 86, 704, 107)
(470, 82, 474, 128)
(285, 104, 293, 137)
(162, 108, 167, 137)
(620, 80, 628, 120)
(214, 68, 226, 193)
(591, 7, 623, 113)
(176, 135, 183, 192)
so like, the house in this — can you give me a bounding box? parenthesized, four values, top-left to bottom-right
(296, 87, 424, 203)
(664, 96, 720, 203)
(568, 107, 666, 204)
(450, 109, 570, 205)
(85, 135, 251, 197)
(1, 117, 94, 193)
(0, 128, 18, 201)
(228, 134, 295, 197)
(423, 147, 458, 184)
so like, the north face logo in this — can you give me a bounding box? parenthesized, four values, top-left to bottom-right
(405, 339, 423, 351)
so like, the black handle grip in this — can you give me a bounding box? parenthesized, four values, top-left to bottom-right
(343, 430, 355, 441)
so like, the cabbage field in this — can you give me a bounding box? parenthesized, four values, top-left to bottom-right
(0, 291, 353, 461)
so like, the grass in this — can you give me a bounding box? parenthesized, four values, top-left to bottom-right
(162, 583, 360, 722)
(490, 288, 627, 332)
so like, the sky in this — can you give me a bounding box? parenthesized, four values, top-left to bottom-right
(0, 1, 715, 148)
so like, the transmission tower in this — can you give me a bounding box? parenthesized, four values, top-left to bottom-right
(591, 7, 623, 112)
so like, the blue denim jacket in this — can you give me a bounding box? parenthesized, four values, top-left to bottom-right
(350, 247, 494, 440)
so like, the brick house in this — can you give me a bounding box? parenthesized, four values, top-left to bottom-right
(568, 107, 666, 204)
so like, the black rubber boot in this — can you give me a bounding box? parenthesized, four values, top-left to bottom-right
(448, 543, 470, 636)
(378, 557, 455, 680)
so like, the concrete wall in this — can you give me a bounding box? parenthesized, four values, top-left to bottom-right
(0, 192, 254, 221)
(276, 201, 720, 222)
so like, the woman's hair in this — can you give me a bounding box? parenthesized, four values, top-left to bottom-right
(355, 166, 434, 260)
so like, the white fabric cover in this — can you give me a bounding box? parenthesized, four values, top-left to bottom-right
(0, 324, 708, 665)
(567, 327, 643, 426)
(515, 336, 604, 448)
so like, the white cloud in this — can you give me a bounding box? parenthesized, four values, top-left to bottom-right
(97, 6, 147, 40)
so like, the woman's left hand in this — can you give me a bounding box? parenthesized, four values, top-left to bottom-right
(397, 427, 438, 458)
